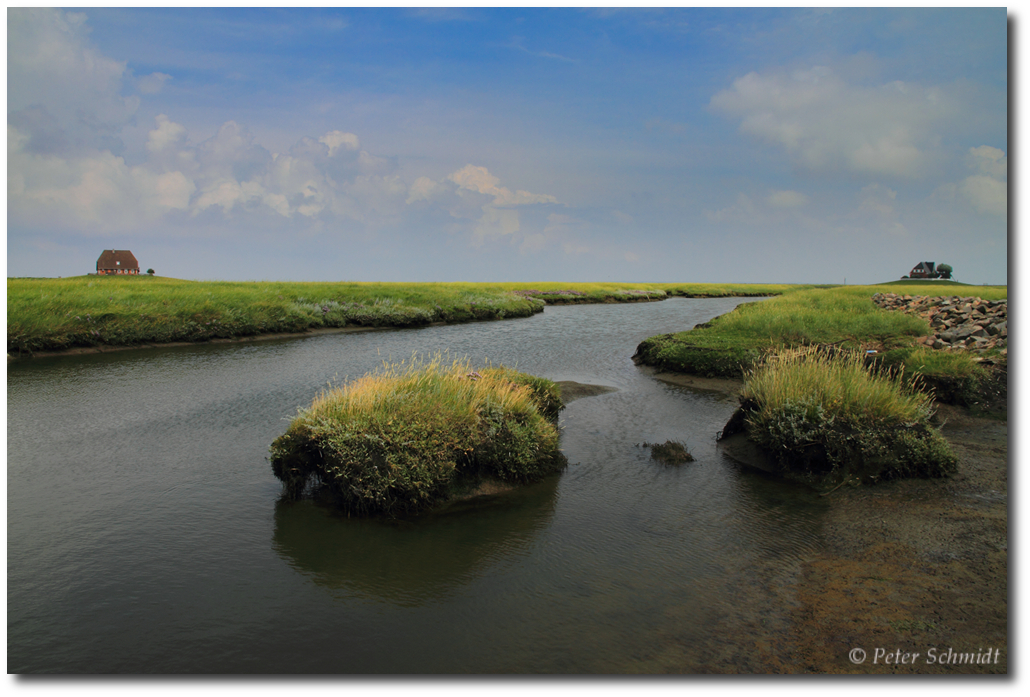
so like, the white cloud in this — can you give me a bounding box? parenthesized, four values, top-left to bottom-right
(146, 115, 189, 154)
(711, 66, 953, 178)
(405, 176, 450, 204)
(969, 145, 1007, 179)
(448, 164, 557, 206)
(766, 190, 808, 208)
(318, 130, 360, 156)
(8, 8, 139, 153)
(6, 9, 565, 243)
(961, 175, 1006, 217)
(8, 129, 196, 231)
(8, 112, 411, 232)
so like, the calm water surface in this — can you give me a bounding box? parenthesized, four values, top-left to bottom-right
(8, 298, 827, 673)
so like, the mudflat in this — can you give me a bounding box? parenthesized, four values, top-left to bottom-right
(656, 368, 1008, 674)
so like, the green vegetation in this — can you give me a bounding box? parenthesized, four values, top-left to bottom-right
(269, 356, 566, 516)
(878, 279, 972, 287)
(6, 275, 808, 355)
(731, 348, 956, 485)
(634, 284, 1007, 387)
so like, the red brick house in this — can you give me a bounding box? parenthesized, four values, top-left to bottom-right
(96, 250, 140, 275)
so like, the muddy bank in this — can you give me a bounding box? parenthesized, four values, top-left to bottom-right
(646, 368, 744, 399)
(649, 370, 1006, 673)
(771, 406, 1007, 673)
(7, 324, 386, 361)
(709, 405, 1008, 674)
(555, 380, 619, 403)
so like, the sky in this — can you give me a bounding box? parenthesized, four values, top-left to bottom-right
(5, 6, 1009, 284)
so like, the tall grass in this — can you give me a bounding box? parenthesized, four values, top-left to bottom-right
(735, 348, 956, 484)
(741, 348, 935, 425)
(270, 355, 565, 515)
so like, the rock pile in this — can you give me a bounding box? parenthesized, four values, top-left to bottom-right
(872, 292, 1007, 356)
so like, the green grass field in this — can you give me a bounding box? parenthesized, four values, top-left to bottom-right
(6, 275, 806, 354)
(634, 283, 1007, 386)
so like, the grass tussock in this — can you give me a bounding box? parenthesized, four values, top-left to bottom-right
(734, 348, 956, 485)
(269, 355, 566, 516)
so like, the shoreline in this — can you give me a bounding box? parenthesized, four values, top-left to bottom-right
(7, 324, 387, 361)
(768, 404, 1007, 673)
(646, 366, 1006, 673)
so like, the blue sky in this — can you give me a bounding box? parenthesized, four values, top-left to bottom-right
(6, 7, 1009, 284)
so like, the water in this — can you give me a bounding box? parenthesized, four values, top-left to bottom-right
(7, 298, 828, 673)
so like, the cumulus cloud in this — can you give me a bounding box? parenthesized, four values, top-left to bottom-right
(448, 164, 557, 206)
(318, 130, 360, 156)
(400, 164, 560, 245)
(8, 8, 139, 155)
(8, 111, 409, 232)
(968, 145, 1007, 178)
(711, 66, 953, 178)
(6, 8, 562, 245)
(146, 115, 189, 155)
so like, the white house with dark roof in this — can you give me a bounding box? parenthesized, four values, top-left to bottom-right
(908, 261, 937, 279)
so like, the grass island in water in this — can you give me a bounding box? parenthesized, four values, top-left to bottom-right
(721, 348, 957, 488)
(270, 356, 566, 516)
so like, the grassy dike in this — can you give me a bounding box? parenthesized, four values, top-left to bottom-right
(270, 356, 566, 515)
(6, 275, 806, 355)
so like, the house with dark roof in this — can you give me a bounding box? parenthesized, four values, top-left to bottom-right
(96, 250, 140, 275)
(908, 261, 937, 279)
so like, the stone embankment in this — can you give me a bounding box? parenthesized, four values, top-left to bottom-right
(872, 293, 1007, 357)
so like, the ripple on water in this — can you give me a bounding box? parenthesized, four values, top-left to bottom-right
(7, 296, 827, 673)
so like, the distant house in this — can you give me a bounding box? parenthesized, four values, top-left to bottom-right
(96, 250, 140, 275)
(908, 261, 937, 279)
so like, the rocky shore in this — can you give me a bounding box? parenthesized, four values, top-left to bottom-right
(872, 293, 1007, 357)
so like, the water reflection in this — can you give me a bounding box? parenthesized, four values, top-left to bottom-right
(8, 296, 838, 673)
(271, 476, 561, 606)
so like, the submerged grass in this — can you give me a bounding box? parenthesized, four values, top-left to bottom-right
(269, 355, 566, 516)
(734, 348, 956, 485)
